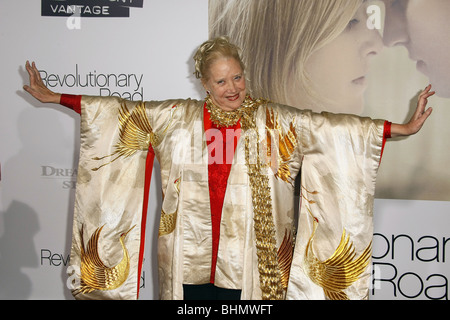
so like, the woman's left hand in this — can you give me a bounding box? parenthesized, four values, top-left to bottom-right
(391, 85, 434, 138)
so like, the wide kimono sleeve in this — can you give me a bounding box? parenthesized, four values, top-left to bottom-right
(286, 110, 385, 300)
(67, 95, 179, 300)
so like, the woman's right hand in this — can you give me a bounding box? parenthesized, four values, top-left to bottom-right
(23, 61, 61, 104)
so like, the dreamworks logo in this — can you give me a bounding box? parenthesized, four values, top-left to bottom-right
(41, 165, 77, 189)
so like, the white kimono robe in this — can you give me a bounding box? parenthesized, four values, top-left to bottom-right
(67, 95, 385, 300)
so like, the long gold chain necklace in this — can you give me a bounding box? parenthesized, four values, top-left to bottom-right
(241, 102, 285, 300)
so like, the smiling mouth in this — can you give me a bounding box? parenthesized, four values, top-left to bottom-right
(227, 94, 240, 101)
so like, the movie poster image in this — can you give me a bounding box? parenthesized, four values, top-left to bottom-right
(209, 0, 450, 201)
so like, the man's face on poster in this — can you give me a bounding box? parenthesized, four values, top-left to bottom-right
(382, 0, 450, 98)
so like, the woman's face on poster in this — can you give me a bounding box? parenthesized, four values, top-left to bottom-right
(297, 3, 383, 113)
(383, 0, 450, 98)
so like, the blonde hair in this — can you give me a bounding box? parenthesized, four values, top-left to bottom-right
(209, 0, 362, 106)
(193, 36, 245, 82)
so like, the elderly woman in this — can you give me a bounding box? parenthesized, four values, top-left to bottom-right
(24, 37, 433, 300)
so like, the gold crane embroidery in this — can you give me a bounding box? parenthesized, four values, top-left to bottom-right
(73, 225, 135, 296)
(265, 108, 298, 184)
(159, 210, 177, 237)
(304, 206, 372, 300)
(92, 102, 169, 171)
(159, 177, 180, 237)
(277, 229, 294, 289)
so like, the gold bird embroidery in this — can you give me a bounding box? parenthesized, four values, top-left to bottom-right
(265, 108, 298, 184)
(73, 225, 135, 296)
(277, 229, 294, 289)
(159, 210, 177, 237)
(159, 177, 180, 237)
(304, 208, 372, 300)
(92, 102, 158, 171)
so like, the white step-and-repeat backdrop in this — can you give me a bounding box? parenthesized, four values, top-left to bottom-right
(1, 0, 449, 300)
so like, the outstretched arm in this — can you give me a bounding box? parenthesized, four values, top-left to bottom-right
(23, 61, 61, 104)
(390, 85, 434, 138)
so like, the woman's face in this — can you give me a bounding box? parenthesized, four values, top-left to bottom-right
(203, 57, 247, 111)
(291, 3, 383, 113)
(383, 0, 450, 98)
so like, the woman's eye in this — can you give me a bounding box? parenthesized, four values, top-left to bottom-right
(347, 18, 360, 30)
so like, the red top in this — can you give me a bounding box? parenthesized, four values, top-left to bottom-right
(60, 94, 82, 114)
(203, 104, 241, 283)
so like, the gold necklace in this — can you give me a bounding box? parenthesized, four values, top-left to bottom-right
(205, 95, 264, 128)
